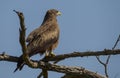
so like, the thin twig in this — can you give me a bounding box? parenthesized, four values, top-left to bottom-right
(112, 34, 120, 50)
(96, 34, 120, 78)
(106, 55, 110, 65)
(96, 56, 105, 66)
(96, 56, 109, 78)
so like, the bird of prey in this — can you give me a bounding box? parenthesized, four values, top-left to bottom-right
(14, 9, 61, 72)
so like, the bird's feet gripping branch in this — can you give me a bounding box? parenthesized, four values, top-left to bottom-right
(45, 51, 56, 58)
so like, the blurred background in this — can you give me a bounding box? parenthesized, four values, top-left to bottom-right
(0, 0, 120, 78)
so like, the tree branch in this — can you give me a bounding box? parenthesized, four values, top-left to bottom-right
(1, 49, 120, 63)
(42, 49, 120, 63)
(95, 34, 120, 78)
(13, 10, 39, 69)
(0, 53, 106, 78)
(0, 53, 18, 62)
(112, 34, 120, 50)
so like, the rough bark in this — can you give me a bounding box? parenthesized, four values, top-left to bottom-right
(0, 53, 106, 78)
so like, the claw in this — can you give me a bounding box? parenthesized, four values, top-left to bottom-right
(45, 51, 49, 57)
(50, 52, 55, 57)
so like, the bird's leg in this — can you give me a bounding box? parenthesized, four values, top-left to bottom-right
(45, 50, 55, 57)
(45, 50, 49, 57)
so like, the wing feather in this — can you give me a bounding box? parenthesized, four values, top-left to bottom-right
(26, 23, 59, 55)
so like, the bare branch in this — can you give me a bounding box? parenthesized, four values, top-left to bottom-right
(14, 10, 39, 68)
(0, 53, 106, 78)
(96, 34, 120, 78)
(42, 49, 120, 63)
(112, 34, 120, 50)
(96, 56, 105, 66)
(0, 53, 18, 62)
(96, 56, 109, 78)
(1, 49, 120, 63)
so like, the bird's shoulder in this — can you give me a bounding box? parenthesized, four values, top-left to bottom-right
(26, 23, 57, 43)
(26, 28, 39, 42)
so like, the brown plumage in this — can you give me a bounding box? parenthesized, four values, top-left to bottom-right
(14, 9, 61, 72)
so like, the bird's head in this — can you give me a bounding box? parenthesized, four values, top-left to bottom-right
(47, 9, 61, 17)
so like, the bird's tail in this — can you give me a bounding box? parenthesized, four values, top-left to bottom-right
(14, 55, 25, 72)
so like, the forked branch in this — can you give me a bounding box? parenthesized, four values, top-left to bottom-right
(96, 34, 120, 78)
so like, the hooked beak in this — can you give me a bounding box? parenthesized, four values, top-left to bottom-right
(57, 11, 61, 16)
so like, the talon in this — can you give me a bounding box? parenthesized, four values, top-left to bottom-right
(50, 52, 55, 57)
(45, 51, 49, 57)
